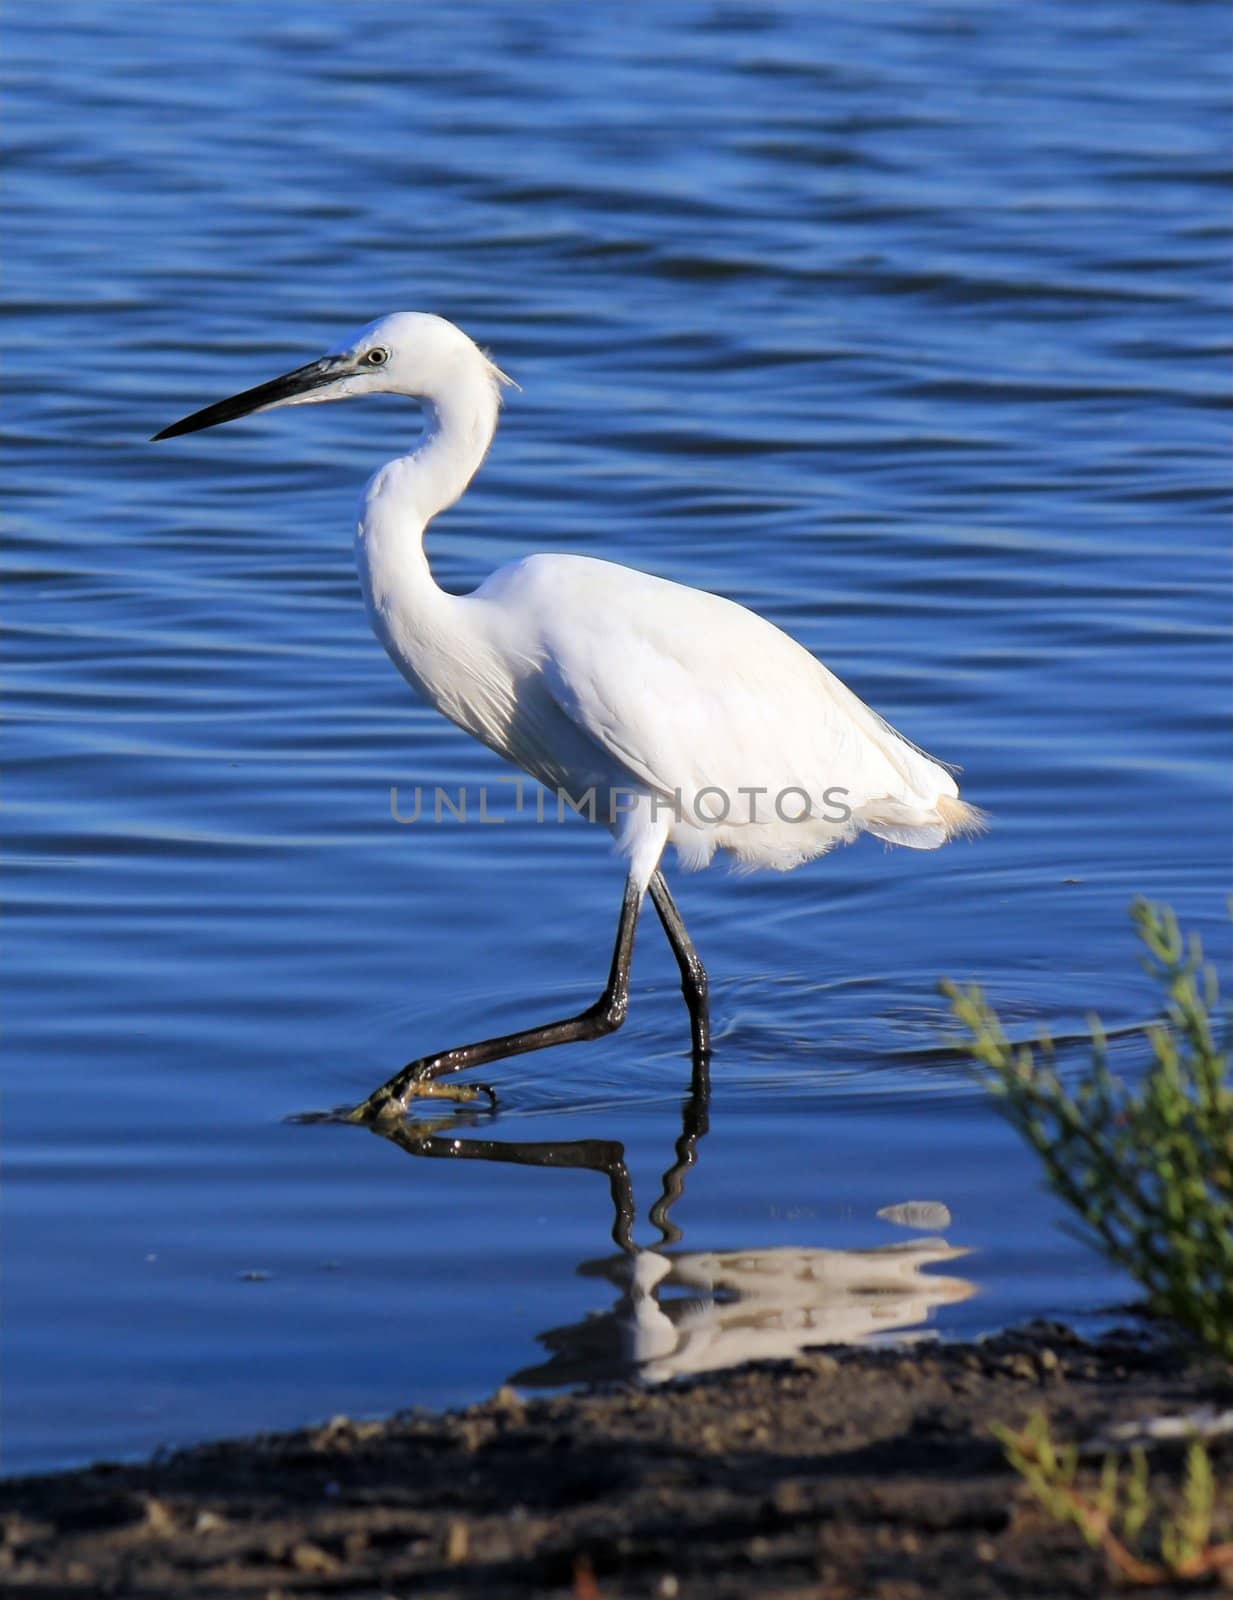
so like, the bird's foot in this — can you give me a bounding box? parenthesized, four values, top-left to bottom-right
(286, 1076, 497, 1128)
(342, 1074, 498, 1127)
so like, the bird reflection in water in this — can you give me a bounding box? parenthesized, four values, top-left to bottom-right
(364, 1061, 973, 1389)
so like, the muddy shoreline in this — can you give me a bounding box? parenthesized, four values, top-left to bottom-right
(3, 1324, 1228, 1598)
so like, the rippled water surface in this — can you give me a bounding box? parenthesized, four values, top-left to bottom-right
(5, 1, 1230, 1473)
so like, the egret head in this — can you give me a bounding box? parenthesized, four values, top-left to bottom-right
(151, 313, 514, 441)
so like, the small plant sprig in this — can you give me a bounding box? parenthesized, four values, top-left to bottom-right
(943, 899, 1233, 1360)
(995, 1410, 1232, 1585)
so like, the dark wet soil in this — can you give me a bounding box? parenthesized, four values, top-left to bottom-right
(3, 1325, 1229, 1598)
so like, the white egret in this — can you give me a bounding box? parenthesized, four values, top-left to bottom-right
(153, 313, 983, 1122)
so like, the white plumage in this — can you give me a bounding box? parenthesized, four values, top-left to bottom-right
(153, 310, 983, 1117)
(350, 313, 982, 893)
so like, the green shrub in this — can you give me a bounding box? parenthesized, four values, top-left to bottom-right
(943, 899, 1233, 1361)
(994, 1410, 1229, 1584)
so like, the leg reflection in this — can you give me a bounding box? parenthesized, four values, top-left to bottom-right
(648, 1054, 711, 1246)
(364, 1055, 713, 1256)
(354, 1064, 974, 1389)
(373, 1116, 637, 1253)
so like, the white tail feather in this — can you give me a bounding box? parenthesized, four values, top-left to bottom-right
(859, 793, 988, 851)
(936, 794, 989, 840)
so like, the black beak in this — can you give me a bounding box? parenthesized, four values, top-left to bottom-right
(150, 354, 351, 441)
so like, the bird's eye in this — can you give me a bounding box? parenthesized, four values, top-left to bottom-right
(364, 348, 389, 367)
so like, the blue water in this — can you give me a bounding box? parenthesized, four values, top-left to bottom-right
(4, 0, 1230, 1475)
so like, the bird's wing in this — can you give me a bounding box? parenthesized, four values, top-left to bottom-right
(508, 556, 957, 833)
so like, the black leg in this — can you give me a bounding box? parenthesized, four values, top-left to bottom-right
(648, 869, 710, 1056)
(345, 871, 645, 1125)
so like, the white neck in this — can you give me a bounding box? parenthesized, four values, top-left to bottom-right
(381, 354, 501, 533)
(356, 351, 503, 711)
